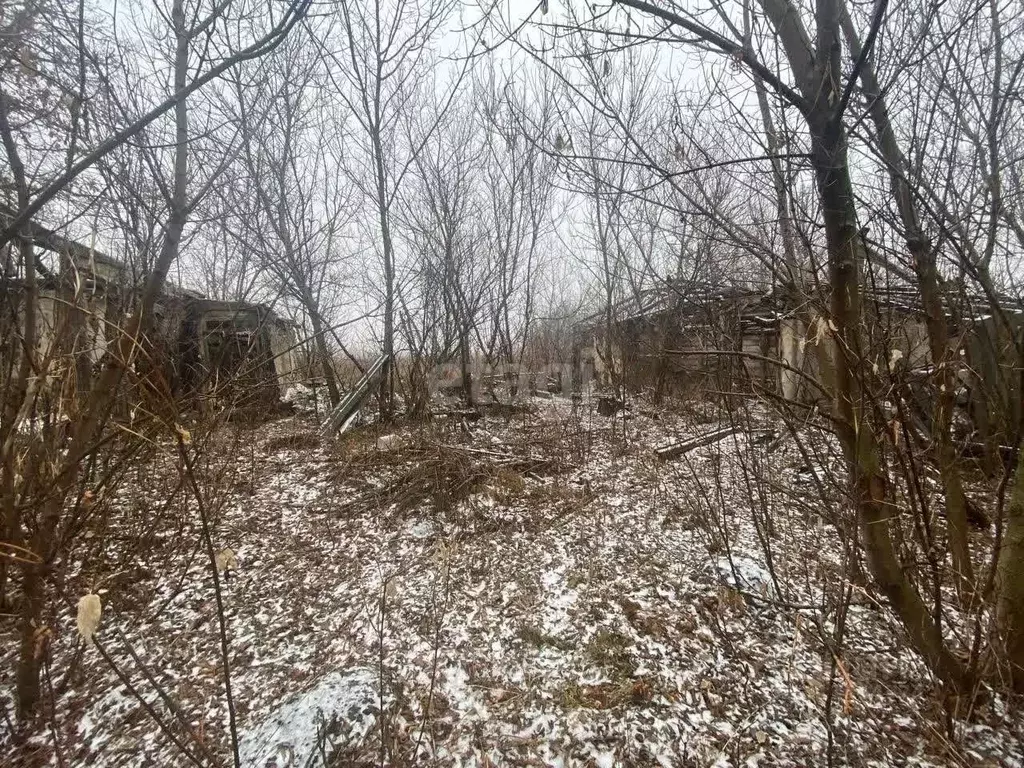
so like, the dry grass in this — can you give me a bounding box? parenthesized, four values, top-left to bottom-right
(519, 625, 573, 651)
(323, 434, 570, 524)
(262, 432, 321, 454)
(585, 629, 636, 677)
(560, 677, 657, 710)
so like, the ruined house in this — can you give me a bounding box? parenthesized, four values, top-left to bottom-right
(576, 285, 786, 398)
(576, 280, 1023, 431)
(154, 294, 302, 405)
(0, 209, 301, 408)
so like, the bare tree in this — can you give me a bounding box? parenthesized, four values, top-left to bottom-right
(594, 0, 1024, 695)
(476, 63, 557, 384)
(315, 0, 460, 419)
(401, 99, 488, 408)
(225, 31, 356, 406)
(501, 0, 1024, 696)
(1, 0, 310, 720)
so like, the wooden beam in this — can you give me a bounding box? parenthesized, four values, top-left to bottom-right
(654, 427, 745, 461)
(0, 204, 115, 265)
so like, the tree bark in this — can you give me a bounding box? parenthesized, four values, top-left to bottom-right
(14, 0, 196, 718)
(794, 0, 968, 691)
(996, 448, 1024, 690)
(618, 0, 974, 693)
(838, 0, 974, 596)
(810, 107, 968, 691)
(372, 130, 396, 420)
(307, 306, 341, 407)
(0, 89, 37, 612)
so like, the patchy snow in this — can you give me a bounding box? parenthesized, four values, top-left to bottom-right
(408, 519, 435, 540)
(713, 555, 772, 595)
(237, 668, 377, 767)
(376, 433, 404, 451)
(2, 400, 1021, 766)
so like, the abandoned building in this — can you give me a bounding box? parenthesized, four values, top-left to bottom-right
(576, 280, 1023, 434)
(0, 208, 301, 408)
(576, 285, 789, 397)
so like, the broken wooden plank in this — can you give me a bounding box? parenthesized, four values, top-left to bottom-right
(319, 353, 389, 437)
(654, 427, 744, 461)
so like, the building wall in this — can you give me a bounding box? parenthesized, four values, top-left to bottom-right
(35, 292, 58, 360)
(580, 306, 780, 398)
(268, 319, 301, 386)
(34, 289, 110, 364)
(780, 310, 949, 404)
(577, 330, 618, 391)
(587, 306, 953, 403)
(778, 317, 805, 401)
(5, 231, 305, 409)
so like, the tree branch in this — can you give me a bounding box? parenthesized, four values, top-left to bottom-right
(833, 0, 889, 124)
(615, 0, 810, 112)
(0, 0, 311, 253)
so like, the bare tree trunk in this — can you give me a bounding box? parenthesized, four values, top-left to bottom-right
(752, 77, 799, 287)
(2, 86, 85, 720)
(459, 320, 473, 408)
(373, 131, 396, 419)
(592, 170, 619, 392)
(307, 305, 342, 406)
(751, 75, 817, 403)
(798, 0, 968, 689)
(996, 448, 1024, 690)
(2, 0, 307, 721)
(0, 90, 37, 611)
(838, 0, 974, 597)
(14, 0, 196, 719)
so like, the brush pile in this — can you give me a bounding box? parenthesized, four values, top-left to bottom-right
(325, 432, 572, 524)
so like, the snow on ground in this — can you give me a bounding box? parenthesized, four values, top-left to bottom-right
(238, 668, 377, 766)
(2, 396, 1022, 766)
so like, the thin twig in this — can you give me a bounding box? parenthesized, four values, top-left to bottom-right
(93, 637, 207, 767)
(176, 435, 241, 768)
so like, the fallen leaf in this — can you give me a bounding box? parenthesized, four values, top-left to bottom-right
(77, 593, 102, 646)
